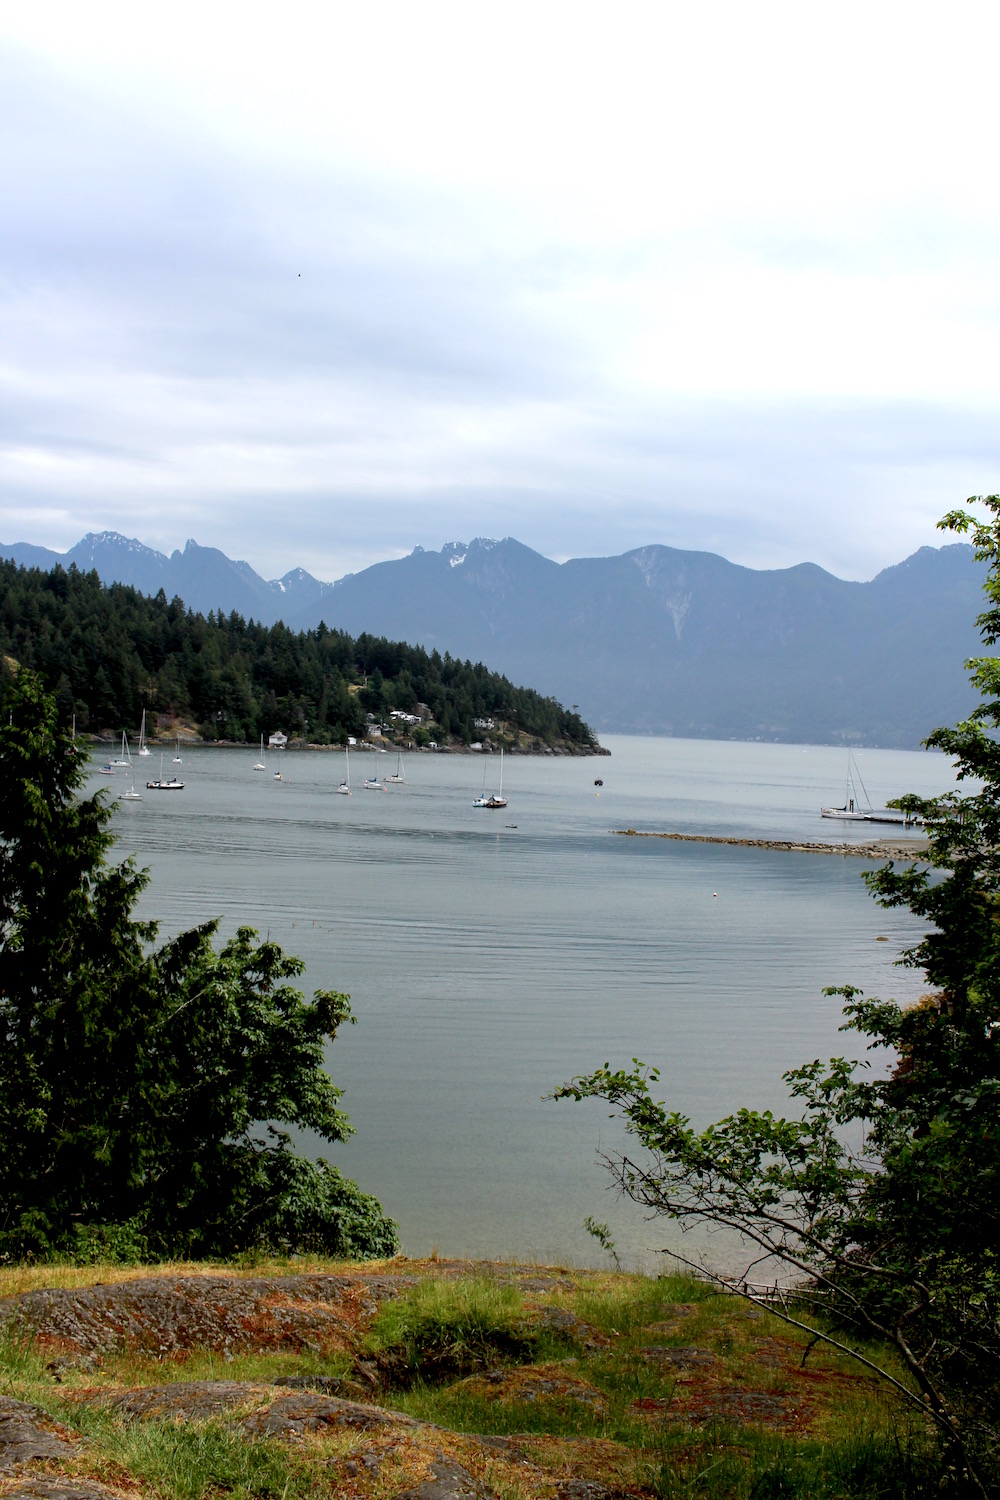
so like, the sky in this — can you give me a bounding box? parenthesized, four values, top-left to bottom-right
(2, 3, 1000, 584)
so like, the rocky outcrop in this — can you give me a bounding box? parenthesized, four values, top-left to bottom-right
(0, 1261, 868, 1498)
(3, 1272, 411, 1363)
(0, 1398, 75, 1473)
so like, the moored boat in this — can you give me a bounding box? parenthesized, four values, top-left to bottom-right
(108, 730, 131, 769)
(474, 746, 507, 809)
(820, 753, 921, 827)
(337, 743, 352, 794)
(146, 753, 184, 791)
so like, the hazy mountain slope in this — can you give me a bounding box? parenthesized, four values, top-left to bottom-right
(0, 533, 325, 623)
(0, 541, 63, 571)
(0, 530, 983, 745)
(300, 538, 983, 745)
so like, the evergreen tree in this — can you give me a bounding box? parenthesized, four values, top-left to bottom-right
(0, 559, 598, 751)
(0, 668, 398, 1262)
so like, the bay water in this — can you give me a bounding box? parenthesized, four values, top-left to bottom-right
(96, 736, 955, 1271)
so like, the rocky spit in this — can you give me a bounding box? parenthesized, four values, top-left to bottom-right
(613, 829, 928, 860)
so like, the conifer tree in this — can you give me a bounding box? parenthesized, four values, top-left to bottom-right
(0, 667, 397, 1262)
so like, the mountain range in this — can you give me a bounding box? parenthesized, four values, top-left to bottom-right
(0, 530, 985, 747)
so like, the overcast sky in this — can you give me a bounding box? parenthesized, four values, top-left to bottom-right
(2, 3, 999, 583)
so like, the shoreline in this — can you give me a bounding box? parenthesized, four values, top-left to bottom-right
(90, 737, 610, 757)
(613, 828, 929, 860)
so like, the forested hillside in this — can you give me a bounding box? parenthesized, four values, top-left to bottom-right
(4, 530, 985, 745)
(0, 561, 598, 751)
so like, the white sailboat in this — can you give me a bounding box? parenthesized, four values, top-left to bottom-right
(119, 778, 142, 801)
(385, 750, 406, 784)
(108, 731, 131, 770)
(173, 736, 182, 764)
(820, 753, 921, 827)
(253, 735, 266, 772)
(473, 747, 507, 809)
(146, 752, 184, 791)
(337, 743, 352, 794)
(363, 770, 386, 790)
(486, 747, 508, 809)
(137, 709, 151, 756)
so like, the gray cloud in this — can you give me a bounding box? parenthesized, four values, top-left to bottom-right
(2, 45, 999, 586)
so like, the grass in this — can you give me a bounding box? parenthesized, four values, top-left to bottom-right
(366, 1271, 526, 1363)
(0, 1314, 51, 1396)
(67, 1403, 315, 1500)
(368, 1269, 940, 1497)
(0, 1254, 952, 1500)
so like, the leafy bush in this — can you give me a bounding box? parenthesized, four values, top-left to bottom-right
(559, 499, 1000, 1496)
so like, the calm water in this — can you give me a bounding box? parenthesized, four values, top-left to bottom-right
(93, 736, 955, 1270)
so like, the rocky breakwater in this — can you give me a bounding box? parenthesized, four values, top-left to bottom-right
(613, 829, 928, 860)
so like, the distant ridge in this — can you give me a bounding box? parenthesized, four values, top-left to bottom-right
(0, 530, 985, 747)
(0, 532, 325, 623)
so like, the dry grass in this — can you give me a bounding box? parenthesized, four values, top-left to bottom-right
(0, 1253, 407, 1300)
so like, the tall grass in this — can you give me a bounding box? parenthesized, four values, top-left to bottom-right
(68, 1406, 310, 1500)
(366, 1274, 526, 1368)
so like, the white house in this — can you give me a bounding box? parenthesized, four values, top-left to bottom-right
(267, 731, 288, 749)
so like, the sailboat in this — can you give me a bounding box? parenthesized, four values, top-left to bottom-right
(137, 709, 151, 756)
(362, 768, 386, 790)
(173, 735, 182, 764)
(119, 778, 142, 801)
(474, 747, 508, 809)
(108, 731, 131, 770)
(820, 752, 921, 827)
(146, 752, 184, 791)
(385, 750, 406, 784)
(485, 747, 508, 809)
(337, 743, 352, 794)
(253, 735, 266, 772)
